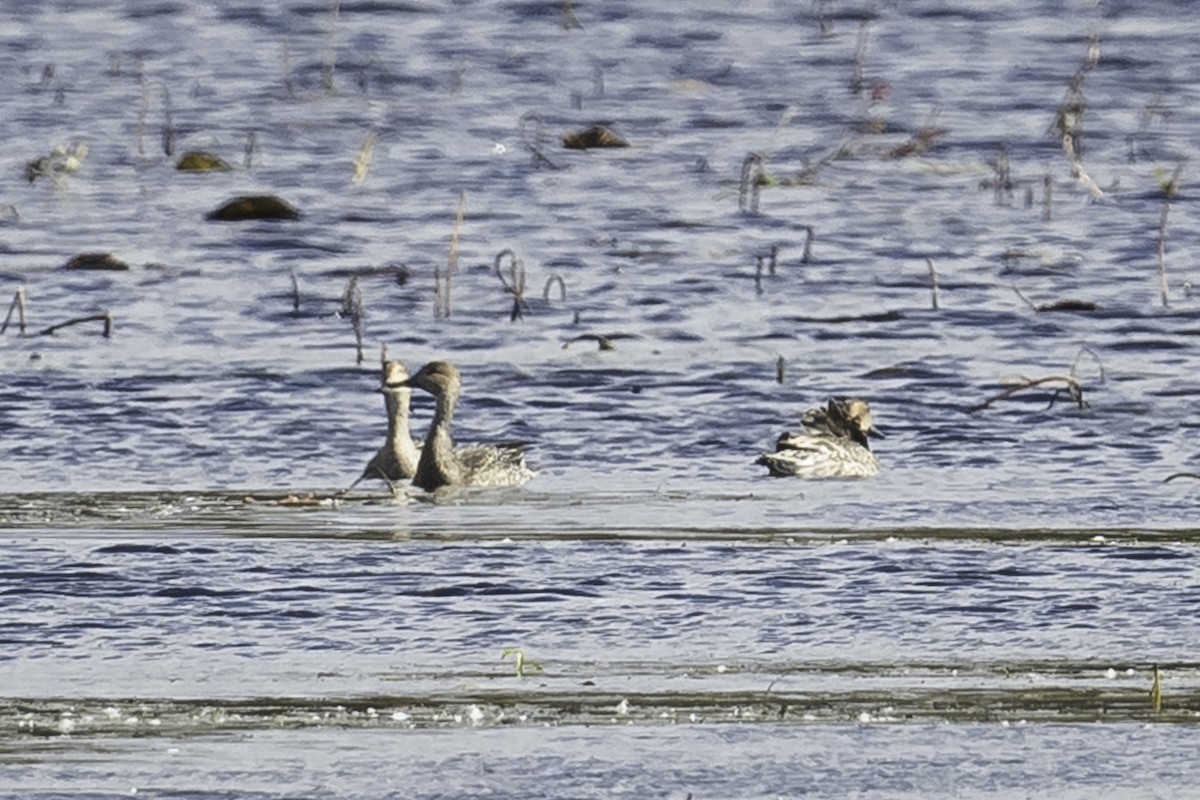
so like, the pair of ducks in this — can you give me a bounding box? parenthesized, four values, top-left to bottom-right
(350, 358, 882, 491)
(349, 360, 534, 494)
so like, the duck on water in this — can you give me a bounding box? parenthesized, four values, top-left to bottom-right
(345, 360, 422, 493)
(757, 398, 882, 479)
(389, 360, 535, 492)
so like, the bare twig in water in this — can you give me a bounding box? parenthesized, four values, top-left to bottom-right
(1156, 162, 1185, 308)
(966, 374, 1088, 413)
(754, 254, 765, 295)
(970, 348, 1101, 413)
(1, 287, 27, 335)
(776, 355, 786, 384)
(39, 310, 112, 338)
(1042, 174, 1053, 221)
(340, 276, 365, 363)
(1164, 473, 1200, 483)
(289, 270, 301, 314)
(495, 248, 528, 322)
(926, 257, 940, 310)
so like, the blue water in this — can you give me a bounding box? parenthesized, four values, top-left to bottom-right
(3, 0, 1200, 796)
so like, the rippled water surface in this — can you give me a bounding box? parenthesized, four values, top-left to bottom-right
(3, 0, 1200, 796)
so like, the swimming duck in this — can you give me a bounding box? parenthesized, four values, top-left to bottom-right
(757, 398, 882, 478)
(391, 360, 535, 491)
(345, 360, 421, 493)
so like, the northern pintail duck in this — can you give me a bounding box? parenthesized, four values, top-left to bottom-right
(345, 360, 421, 493)
(757, 398, 882, 478)
(391, 360, 535, 491)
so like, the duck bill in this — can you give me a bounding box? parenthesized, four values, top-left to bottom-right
(867, 425, 885, 439)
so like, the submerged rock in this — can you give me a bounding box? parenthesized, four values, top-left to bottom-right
(176, 151, 232, 172)
(562, 125, 629, 150)
(63, 252, 129, 271)
(206, 194, 301, 221)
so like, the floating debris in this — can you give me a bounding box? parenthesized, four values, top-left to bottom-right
(562, 125, 629, 150)
(25, 142, 87, 184)
(64, 252, 129, 271)
(206, 194, 301, 221)
(176, 150, 232, 171)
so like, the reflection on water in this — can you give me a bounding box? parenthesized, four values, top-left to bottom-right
(3, 0, 1200, 795)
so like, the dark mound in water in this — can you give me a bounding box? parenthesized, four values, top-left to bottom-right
(562, 125, 629, 150)
(206, 194, 301, 221)
(176, 151, 232, 172)
(63, 252, 129, 271)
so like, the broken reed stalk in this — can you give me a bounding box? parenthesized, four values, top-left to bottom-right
(754, 255, 765, 295)
(323, 0, 340, 94)
(244, 131, 259, 169)
(340, 276, 364, 364)
(1151, 665, 1163, 714)
(543, 275, 566, 302)
(289, 270, 301, 314)
(1, 287, 27, 335)
(438, 190, 466, 319)
(850, 20, 871, 95)
(1052, 35, 1105, 199)
(992, 144, 1013, 206)
(1157, 202, 1171, 307)
(519, 112, 560, 170)
(494, 248, 528, 321)
(160, 86, 175, 157)
(1156, 162, 1184, 308)
(39, 310, 112, 338)
(1070, 346, 1106, 384)
(433, 266, 444, 321)
(926, 257, 940, 310)
(352, 131, 377, 186)
(775, 355, 786, 384)
(1042, 175, 1053, 221)
(767, 243, 779, 276)
(136, 75, 149, 157)
(739, 153, 766, 213)
(798, 226, 814, 264)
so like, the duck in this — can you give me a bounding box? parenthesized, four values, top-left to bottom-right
(391, 360, 535, 491)
(757, 398, 882, 478)
(344, 360, 421, 493)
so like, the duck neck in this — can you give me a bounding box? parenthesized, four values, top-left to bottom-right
(383, 388, 420, 476)
(415, 385, 460, 490)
